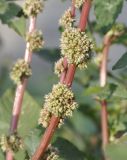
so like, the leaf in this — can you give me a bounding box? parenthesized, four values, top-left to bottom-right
(105, 134, 127, 160)
(53, 137, 85, 160)
(105, 143, 127, 160)
(8, 17, 26, 37)
(0, 2, 26, 36)
(0, 0, 8, 14)
(37, 48, 60, 62)
(24, 129, 42, 156)
(70, 111, 97, 135)
(84, 83, 118, 100)
(0, 150, 4, 160)
(94, 0, 124, 32)
(0, 89, 40, 136)
(0, 3, 21, 23)
(112, 52, 127, 70)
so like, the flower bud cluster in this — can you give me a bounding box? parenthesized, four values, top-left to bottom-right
(59, 8, 75, 29)
(23, 0, 44, 17)
(54, 58, 65, 77)
(42, 145, 59, 160)
(0, 133, 23, 153)
(10, 59, 32, 85)
(75, 0, 85, 8)
(60, 27, 94, 69)
(26, 30, 44, 52)
(39, 83, 78, 128)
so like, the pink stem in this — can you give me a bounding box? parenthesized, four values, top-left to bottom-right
(6, 16, 36, 160)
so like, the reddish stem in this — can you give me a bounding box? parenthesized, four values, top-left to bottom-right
(64, 64, 76, 87)
(6, 16, 36, 160)
(32, 1, 91, 160)
(79, 0, 91, 30)
(32, 116, 60, 160)
(99, 34, 112, 151)
(60, 57, 68, 83)
(71, 0, 76, 17)
(101, 100, 109, 148)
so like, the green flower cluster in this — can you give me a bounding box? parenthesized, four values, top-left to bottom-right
(39, 83, 78, 128)
(60, 27, 94, 69)
(38, 107, 52, 128)
(0, 133, 23, 153)
(59, 8, 75, 28)
(23, 0, 44, 17)
(42, 145, 59, 160)
(54, 58, 65, 77)
(75, 0, 85, 8)
(26, 30, 44, 52)
(10, 59, 32, 85)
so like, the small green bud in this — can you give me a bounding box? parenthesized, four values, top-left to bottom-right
(0, 132, 23, 153)
(23, 0, 44, 17)
(59, 8, 75, 29)
(26, 30, 44, 52)
(60, 27, 94, 69)
(10, 59, 32, 85)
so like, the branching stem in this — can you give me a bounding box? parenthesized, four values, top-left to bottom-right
(32, 1, 91, 159)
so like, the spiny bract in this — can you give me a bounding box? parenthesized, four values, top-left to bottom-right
(10, 59, 32, 85)
(26, 30, 44, 52)
(59, 8, 75, 28)
(60, 27, 94, 69)
(23, 0, 44, 17)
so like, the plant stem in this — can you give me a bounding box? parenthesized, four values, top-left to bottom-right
(100, 34, 111, 87)
(6, 16, 36, 160)
(100, 34, 112, 150)
(60, 57, 68, 83)
(32, 1, 91, 159)
(101, 100, 109, 148)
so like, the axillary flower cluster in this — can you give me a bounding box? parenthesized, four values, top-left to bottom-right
(39, 83, 78, 128)
(10, 0, 44, 85)
(60, 27, 94, 69)
(10, 59, 32, 85)
(42, 145, 59, 160)
(0, 132, 23, 153)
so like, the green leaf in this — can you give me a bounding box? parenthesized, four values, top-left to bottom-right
(105, 143, 127, 160)
(105, 134, 127, 160)
(84, 83, 118, 100)
(0, 89, 40, 136)
(112, 52, 127, 70)
(0, 150, 4, 160)
(70, 111, 97, 136)
(53, 137, 85, 160)
(8, 17, 26, 37)
(94, 0, 124, 31)
(0, 2, 26, 36)
(24, 129, 42, 156)
(37, 48, 60, 62)
(0, 0, 8, 14)
(0, 3, 21, 23)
